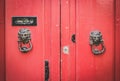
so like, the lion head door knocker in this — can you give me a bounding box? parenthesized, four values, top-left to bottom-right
(89, 30, 105, 55)
(18, 28, 32, 53)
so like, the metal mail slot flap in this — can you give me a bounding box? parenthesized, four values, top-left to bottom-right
(12, 17, 37, 26)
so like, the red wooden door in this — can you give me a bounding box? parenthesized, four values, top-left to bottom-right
(61, 0, 116, 81)
(6, 0, 118, 81)
(6, 0, 60, 81)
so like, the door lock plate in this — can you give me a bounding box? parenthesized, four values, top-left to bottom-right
(63, 46, 69, 54)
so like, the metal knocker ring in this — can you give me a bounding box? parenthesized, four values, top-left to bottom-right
(18, 28, 33, 53)
(89, 30, 105, 55)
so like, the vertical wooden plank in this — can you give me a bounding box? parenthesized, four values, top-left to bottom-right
(61, 0, 70, 81)
(115, 0, 120, 81)
(76, 0, 115, 81)
(61, 0, 76, 81)
(0, 0, 5, 81)
(44, 0, 51, 80)
(44, 0, 51, 60)
(51, 0, 60, 81)
(44, 0, 60, 81)
(76, 0, 96, 81)
(69, 0, 76, 80)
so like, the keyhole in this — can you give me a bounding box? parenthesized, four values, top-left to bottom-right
(71, 34, 76, 43)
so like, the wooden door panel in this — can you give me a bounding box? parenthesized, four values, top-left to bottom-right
(6, 0, 60, 81)
(76, 0, 115, 81)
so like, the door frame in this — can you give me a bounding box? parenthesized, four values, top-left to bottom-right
(115, 0, 120, 81)
(0, 0, 120, 81)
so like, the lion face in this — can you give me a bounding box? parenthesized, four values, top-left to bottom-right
(18, 28, 31, 44)
(90, 31, 103, 46)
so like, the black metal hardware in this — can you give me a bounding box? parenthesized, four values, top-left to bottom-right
(89, 30, 105, 55)
(45, 60, 49, 81)
(71, 34, 76, 43)
(18, 28, 32, 53)
(12, 17, 37, 26)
